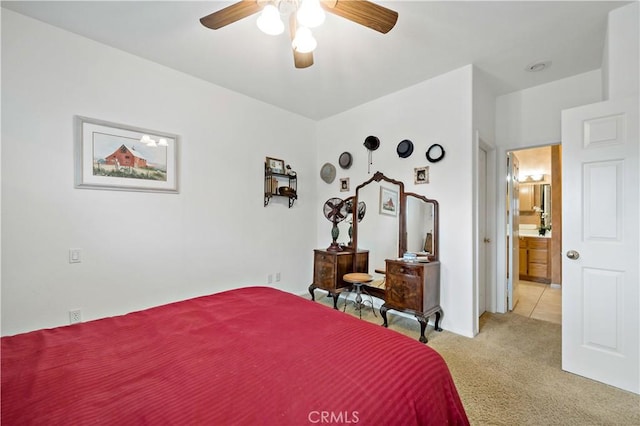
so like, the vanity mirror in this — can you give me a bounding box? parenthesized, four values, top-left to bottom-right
(403, 192, 439, 261)
(351, 172, 404, 282)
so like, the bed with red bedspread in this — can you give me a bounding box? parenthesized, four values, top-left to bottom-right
(2, 286, 468, 425)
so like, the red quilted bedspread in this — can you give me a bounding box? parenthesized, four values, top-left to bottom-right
(2, 286, 468, 425)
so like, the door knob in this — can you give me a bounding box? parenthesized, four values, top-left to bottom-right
(483, 238, 491, 243)
(566, 250, 580, 260)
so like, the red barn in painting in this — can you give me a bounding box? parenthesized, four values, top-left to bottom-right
(105, 145, 148, 168)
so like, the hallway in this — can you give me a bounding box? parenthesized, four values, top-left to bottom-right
(513, 280, 561, 324)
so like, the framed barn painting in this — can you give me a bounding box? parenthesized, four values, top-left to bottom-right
(75, 116, 179, 193)
(379, 186, 398, 217)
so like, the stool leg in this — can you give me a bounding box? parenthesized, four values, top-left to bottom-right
(359, 286, 377, 318)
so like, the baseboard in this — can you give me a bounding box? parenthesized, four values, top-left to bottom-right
(550, 283, 561, 289)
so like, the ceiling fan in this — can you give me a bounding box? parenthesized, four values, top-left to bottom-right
(200, 0, 398, 68)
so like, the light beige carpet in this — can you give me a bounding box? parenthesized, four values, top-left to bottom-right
(314, 293, 640, 425)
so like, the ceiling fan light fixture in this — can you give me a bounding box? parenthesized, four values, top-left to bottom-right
(257, 4, 284, 35)
(297, 0, 325, 28)
(292, 26, 317, 53)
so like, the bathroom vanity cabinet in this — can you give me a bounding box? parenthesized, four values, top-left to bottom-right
(519, 236, 550, 283)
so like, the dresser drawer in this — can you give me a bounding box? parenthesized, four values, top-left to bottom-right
(314, 261, 336, 289)
(315, 252, 334, 264)
(386, 275, 422, 311)
(386, 262, 421, 277)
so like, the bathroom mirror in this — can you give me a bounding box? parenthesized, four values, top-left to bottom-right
(520, 182, 551, 229)
(541, 184, 551, 228)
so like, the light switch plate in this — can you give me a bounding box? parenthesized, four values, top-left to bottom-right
(69, 248, 81, 263)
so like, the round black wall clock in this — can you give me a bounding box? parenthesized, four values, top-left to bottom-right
(426, 144, 445, 163)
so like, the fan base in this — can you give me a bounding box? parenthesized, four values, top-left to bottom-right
(326, 241, 343, 252)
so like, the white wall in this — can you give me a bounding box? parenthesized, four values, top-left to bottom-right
(1, 10, 318, 335)
(604, 2, 639, 100)
(315, 66, 476, 337)
(493, 70, 603, 312)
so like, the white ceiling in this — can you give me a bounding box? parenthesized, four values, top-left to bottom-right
(1, 1, 628, 120)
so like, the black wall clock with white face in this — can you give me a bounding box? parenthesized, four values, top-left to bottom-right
(426, 144, 445, 163)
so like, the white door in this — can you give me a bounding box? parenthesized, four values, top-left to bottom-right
(478, 147, 488, 316)
(561, 96, 639, 394)
(507, 152, 520, 310)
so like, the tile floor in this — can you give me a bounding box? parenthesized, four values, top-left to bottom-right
(512, 280, 562, 324)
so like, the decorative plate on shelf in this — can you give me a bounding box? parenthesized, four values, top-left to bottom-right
(320, 162, 336, 183)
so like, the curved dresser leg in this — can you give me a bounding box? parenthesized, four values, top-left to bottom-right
(332, 292, 340, 310)
(434, 311, 443, 332)
(380, 304, 389, 327)
(308, 284, 316, 301)
(416, 316, 428, 344)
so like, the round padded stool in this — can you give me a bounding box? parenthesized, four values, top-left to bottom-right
(343, 273, 373, 285)
(342, 273, 376, 318)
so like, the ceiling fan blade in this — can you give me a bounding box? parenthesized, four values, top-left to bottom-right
(320, 0, 398, 34)
(289, 14, 314, 68)
(200, 0, 261, 30)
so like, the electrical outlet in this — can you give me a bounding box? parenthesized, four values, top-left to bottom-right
(268, 274, 273, 284)
(275, 272, 281, 282)
(69, 309, 82, 324)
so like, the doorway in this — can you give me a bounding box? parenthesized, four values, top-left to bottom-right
(505, 145, 562, 324)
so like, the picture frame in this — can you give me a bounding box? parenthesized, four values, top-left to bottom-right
(75, 116, 179, 193)
(339, 177, 350, 192)
(379, 186, 398, 217)
(266, 157, 285, 174)
(414, 166, 430, 184)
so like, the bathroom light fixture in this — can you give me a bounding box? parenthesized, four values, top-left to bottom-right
(523, 174, 545, 182)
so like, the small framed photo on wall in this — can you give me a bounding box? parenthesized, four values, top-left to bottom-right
(414, 166, 430, 184)
(340, 177, 350, 192)
(266, 157, 285, 174)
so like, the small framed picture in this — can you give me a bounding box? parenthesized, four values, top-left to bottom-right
(266, 157, 285, 174)
(379, 186, 398, 217)
(414, 166, 430, 184)
(339, 177, 350, 192)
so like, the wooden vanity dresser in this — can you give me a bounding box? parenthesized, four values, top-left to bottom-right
(381, 259, 442, 343)
(309, 249, 369, 309)
(310, 172, 442, 343)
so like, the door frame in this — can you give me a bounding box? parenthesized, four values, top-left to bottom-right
(474, 132, 497, 333)
(495, 141, 559, 313)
